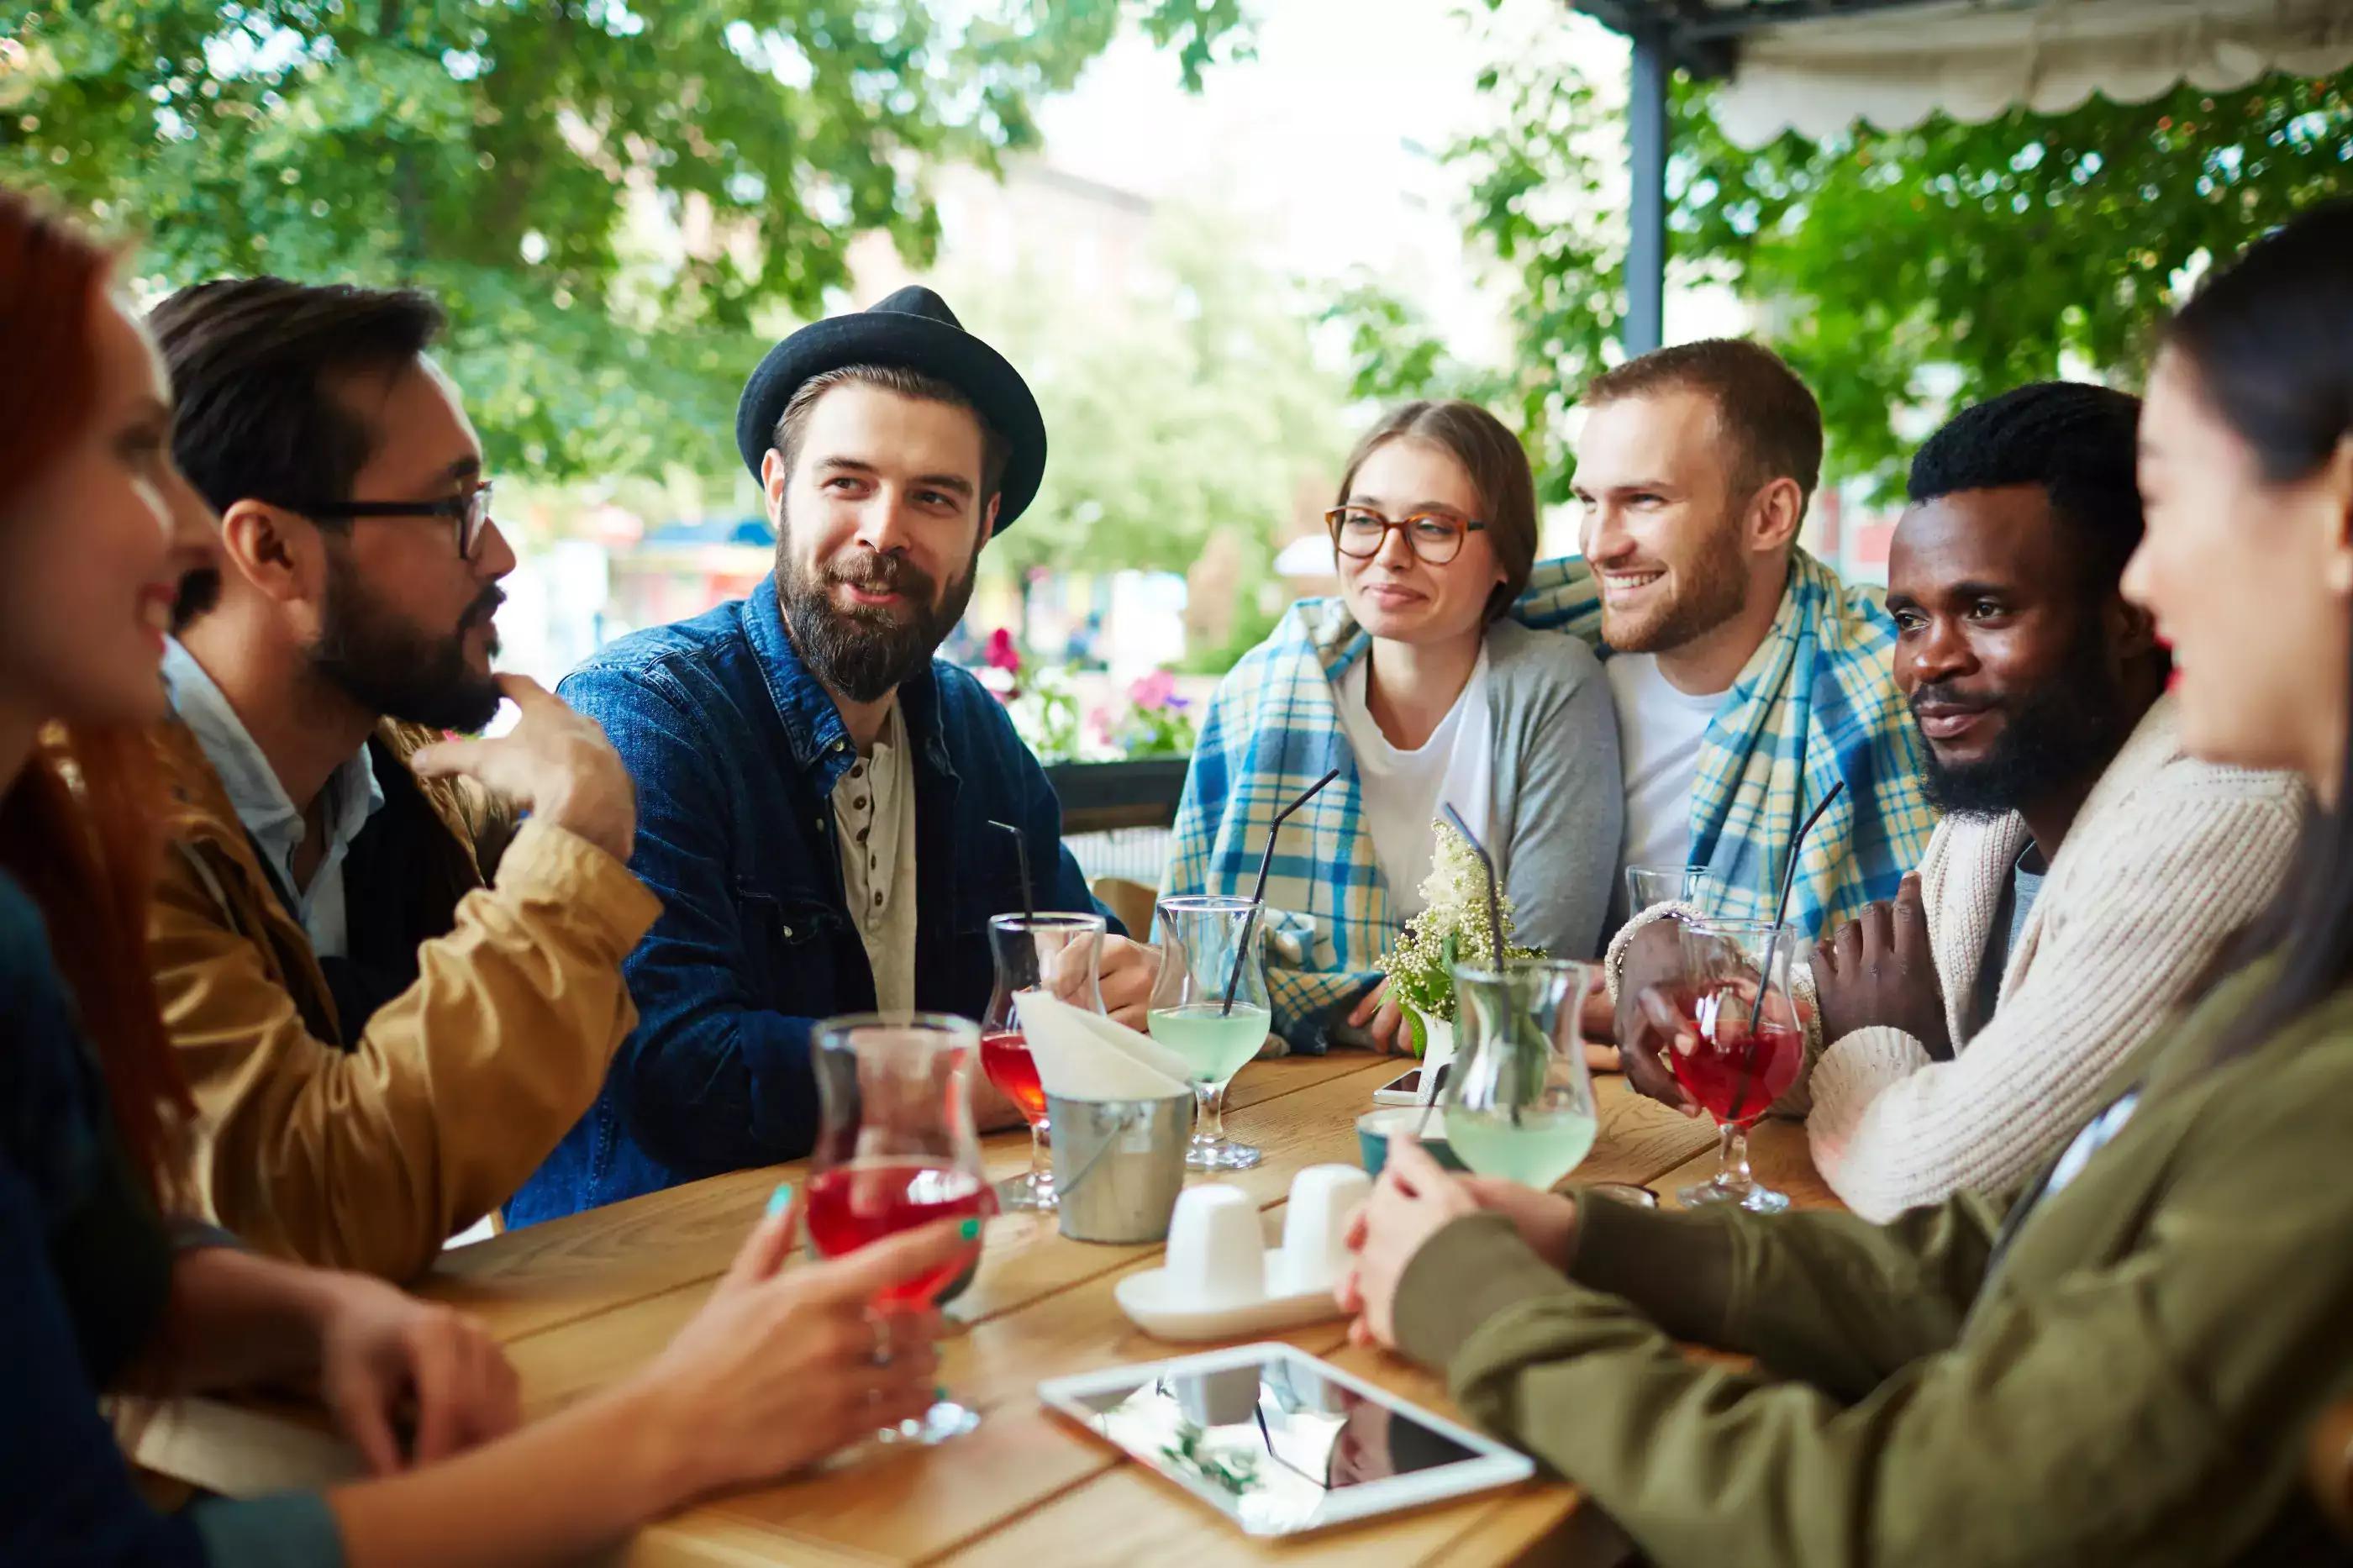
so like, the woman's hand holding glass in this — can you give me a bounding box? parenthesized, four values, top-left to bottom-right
(631, 1190, 968, 1497)
(1334, 1140, 1581, 1350)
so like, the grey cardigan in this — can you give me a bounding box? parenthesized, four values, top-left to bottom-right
(1476, 619, 1624, 962)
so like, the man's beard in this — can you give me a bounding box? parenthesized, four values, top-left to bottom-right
(308, 546, 505, 733)
(777, 538, 979, 705)
(171, 566, 222, 631)
(1601, 516, 1750, 654)
(1918, 621, 2129, 817)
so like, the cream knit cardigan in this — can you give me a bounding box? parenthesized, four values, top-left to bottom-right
(1803, 696, 2304, 1221)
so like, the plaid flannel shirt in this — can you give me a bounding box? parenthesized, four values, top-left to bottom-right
(1161, 598, 1405, 1053)
(1162, 550, 1931, 1054)
(1513, 547, 1933, 934)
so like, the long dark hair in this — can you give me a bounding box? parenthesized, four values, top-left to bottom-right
(0, 187, 193, 1202)
(2171, 201, 2353, 1060)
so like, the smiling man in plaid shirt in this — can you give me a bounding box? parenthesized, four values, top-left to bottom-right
(1529, 341, 1932, 939)
(1165, 340, 1931, 1055)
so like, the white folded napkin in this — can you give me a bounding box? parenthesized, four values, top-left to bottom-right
(1013, 989, 1192, 1101)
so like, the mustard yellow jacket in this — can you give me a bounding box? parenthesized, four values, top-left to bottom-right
(148, 718, 660, 1280)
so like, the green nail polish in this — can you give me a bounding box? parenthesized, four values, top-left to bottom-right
(934, 1385, 950, 1402)
(959, 1218, 981, 1241)
(766, 1181, 793, 1218)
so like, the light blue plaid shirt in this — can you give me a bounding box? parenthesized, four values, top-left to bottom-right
(1162, 550, 1933, 1052)
(1513, 549, 1932, 931)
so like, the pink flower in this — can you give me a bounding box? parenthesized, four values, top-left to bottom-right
(1129, 669, 1176, 709)
(985, 628, 1021, 675)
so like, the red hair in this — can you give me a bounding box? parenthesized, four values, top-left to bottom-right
(0, 186, 192, 1202)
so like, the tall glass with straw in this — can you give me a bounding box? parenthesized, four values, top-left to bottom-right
(1149, 766, 1340, 1171)
(979, 911, 1104, 1213)
(975, 822, 1106, 1213)
(1636, 781, 1845, 1214)
(1663, 918, 1803, 1210)
(1149, 894, 1271, 1170)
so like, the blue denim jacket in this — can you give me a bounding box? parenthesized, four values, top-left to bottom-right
(508, 576, 1108, 1223)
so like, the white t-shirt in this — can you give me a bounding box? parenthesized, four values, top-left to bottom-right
(1606, 652, 1725, 876)
(1332, 649, 1493, 918)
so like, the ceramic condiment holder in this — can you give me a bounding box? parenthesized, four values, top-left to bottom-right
(1112, 1165, 1370, 1342)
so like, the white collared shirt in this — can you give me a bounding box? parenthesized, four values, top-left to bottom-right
(162, 639, 385, 959)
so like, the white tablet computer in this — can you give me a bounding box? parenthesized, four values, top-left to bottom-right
(1036, 1342, 1534, 1537)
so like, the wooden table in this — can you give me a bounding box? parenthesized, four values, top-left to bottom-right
(135, 1056, 1837, 1565)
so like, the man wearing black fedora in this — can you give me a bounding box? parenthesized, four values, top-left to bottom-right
(508, 287, 1156, 1224)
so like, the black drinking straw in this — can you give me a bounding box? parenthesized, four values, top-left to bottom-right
(987, 819, 1035, 923)
(1220, 766, 1341, 1014)
(1733, 780, 1845, 1118)
(1757, 780, 1843, 984)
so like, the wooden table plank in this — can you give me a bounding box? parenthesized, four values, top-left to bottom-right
(138, 1055, 1778, 1568)
(426, 1049, 1383, 1343)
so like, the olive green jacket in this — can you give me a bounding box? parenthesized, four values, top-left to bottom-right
(1394, 964, 2353, 1566)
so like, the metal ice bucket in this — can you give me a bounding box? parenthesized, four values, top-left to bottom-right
(1046, 1090, 1192, 1244)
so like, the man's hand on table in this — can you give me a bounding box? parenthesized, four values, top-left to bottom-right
(1334, 1140, 1580, 1350)
(1347, 977, 1410, 1055)
(1813, 873, 1951, 1059)
(1347, 971, 1617, 1067)
(1576, 968, 1621, 1073)
(1615, 920, 1703, 1115)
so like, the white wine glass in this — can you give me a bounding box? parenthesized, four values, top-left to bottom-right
(1147, 894, 1271, 1171)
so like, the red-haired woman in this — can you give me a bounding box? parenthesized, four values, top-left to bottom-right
(0, 187, 970, 1566)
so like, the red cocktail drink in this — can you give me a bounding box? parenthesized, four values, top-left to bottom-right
(804, 1161, 988, 1307)
(980, 1029, 1048, 1127)
(1668, 1012, 1804, 1125)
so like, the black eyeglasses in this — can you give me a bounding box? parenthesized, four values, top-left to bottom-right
(293, 481, 496, 560)
(1324, 504, 1487, 566)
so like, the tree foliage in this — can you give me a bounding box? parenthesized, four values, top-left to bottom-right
(957, 204, 1350, 584)
(1332, 5, 2351, 501)
(0, 0, 1251, 478)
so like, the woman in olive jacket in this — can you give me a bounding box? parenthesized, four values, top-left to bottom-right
(1340, 200, 2353, 1568)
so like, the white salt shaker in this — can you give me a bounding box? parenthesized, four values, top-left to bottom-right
(1161, 1184, 1265, 1308)
(1279, 1164, 1371, 1293)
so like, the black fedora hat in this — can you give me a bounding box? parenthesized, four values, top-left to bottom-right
(734, 286, 1045, 534)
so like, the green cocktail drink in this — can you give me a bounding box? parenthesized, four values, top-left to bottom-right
(1146, 1003, 1271, 1087)
(1443, 1106, 1598, 1190)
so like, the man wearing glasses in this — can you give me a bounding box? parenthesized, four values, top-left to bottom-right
(141, 277, 659, 1280)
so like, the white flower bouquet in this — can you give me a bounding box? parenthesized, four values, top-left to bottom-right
(1374, 818, 1544, 1058)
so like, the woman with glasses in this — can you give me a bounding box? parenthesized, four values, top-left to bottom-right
(0, 187, 969, 1568)
(1339, 203, 2353, 1568)
(1163, 401, 1620, 1055)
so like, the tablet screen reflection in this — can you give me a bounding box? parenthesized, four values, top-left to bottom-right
(1076, 1351, 1482, 1534)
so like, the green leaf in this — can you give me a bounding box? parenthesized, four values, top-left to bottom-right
(5, 0, 1254, 481)
(1331, 3, 2350, 502)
